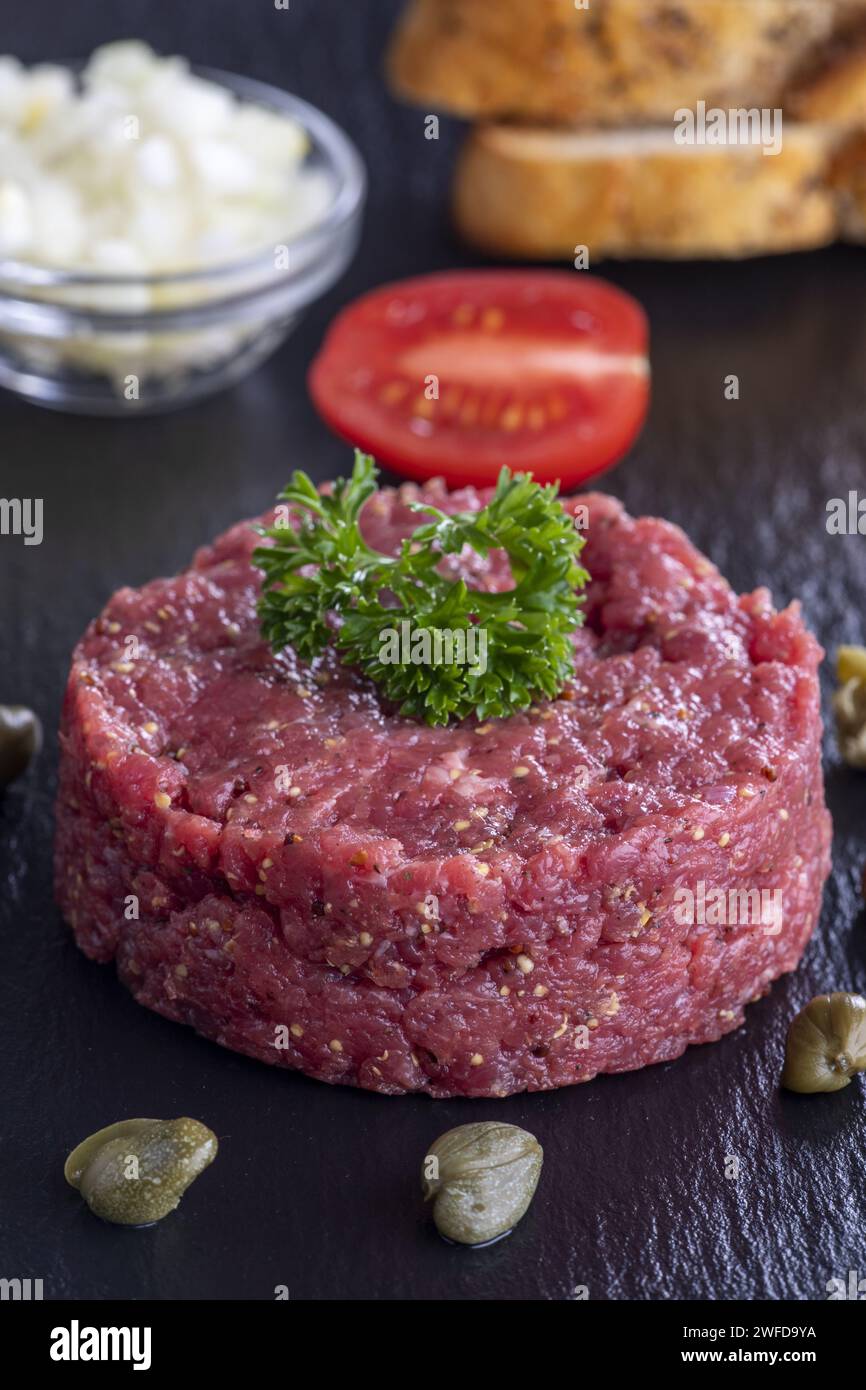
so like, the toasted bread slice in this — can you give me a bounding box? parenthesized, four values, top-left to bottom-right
(828, 129, 866, 238)
(789, 35, 866, 124)
(388, 0, 862, 127)
(453, 124, 839, 261)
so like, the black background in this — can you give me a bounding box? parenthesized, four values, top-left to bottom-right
(2, 0, 866, 1302)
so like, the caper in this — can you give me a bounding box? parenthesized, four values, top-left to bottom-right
(834, 647, 866, 769)
(838, 646, 866, 686)
(781, 993, 866, 1093)
(64, 1117, 218, 1226)
(0, 705, 41, 788)
(422, 1122, 543, 1246)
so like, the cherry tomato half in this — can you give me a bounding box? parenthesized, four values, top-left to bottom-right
(308, 270, 649, 490)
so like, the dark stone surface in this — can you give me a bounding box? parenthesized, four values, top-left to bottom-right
(2, 0, 866, 1301)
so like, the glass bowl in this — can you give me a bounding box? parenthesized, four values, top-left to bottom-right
(0, 68, 366, 415)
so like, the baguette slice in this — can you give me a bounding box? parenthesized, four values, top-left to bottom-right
(828, 129, 866, 239)
(388, 0, 862, 127)
(789, 36, 866, 124)
(453, 124, 840, 261)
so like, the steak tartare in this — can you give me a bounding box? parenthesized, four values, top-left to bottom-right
(55, 484, 831, 1097)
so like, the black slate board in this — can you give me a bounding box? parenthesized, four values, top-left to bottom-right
(2, 0, 866, 1303)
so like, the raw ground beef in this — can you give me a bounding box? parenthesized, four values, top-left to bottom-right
(54, 482, 831, 1097)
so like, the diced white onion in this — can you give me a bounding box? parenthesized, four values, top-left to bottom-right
(0, 40, 330, 274)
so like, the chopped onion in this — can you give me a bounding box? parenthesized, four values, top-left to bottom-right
(0, 40, 331, 273)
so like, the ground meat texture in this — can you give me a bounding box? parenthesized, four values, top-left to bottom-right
(54, 484, 831, 1098)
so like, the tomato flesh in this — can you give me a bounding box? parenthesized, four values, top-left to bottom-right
(308, 271, 650, 490)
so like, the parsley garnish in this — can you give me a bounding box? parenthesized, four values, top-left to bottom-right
(254, 451, 588, 726)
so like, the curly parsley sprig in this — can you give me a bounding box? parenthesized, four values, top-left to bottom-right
(253, 451, 588, 726)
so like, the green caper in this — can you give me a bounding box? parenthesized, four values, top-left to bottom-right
(834, 647, 866, 769)
(782, 993, 866, 1093)
(64, 1117, 218, 1226)
(0, 705, 41, 788)
(422, 1122, 543, 1246)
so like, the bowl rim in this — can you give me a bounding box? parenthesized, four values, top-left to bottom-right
(0, 61, 367, 291)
